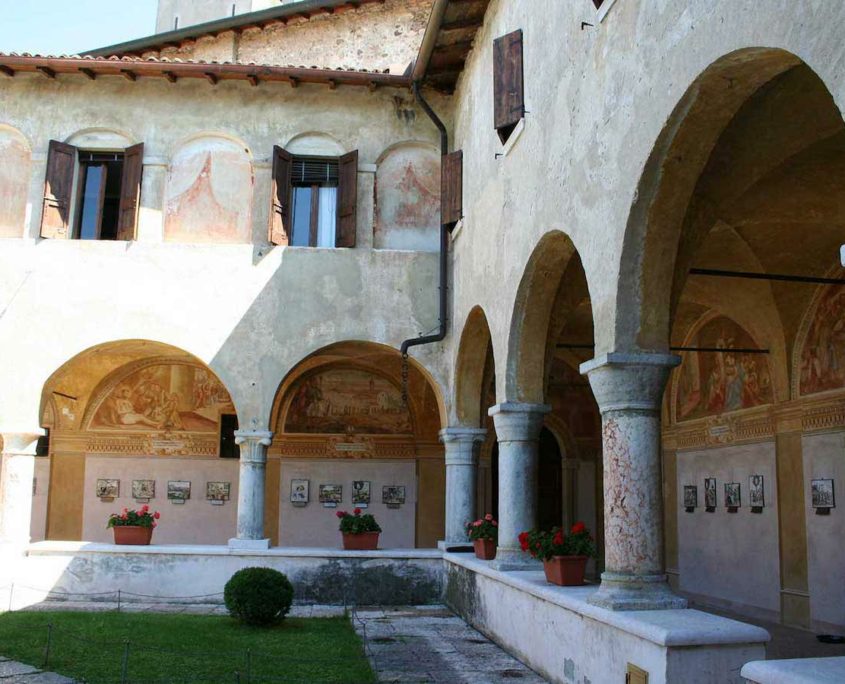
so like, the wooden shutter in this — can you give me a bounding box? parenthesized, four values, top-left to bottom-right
(116, 143, 144, 241)
(40, 140, 76, 239)
(493, 29, 525, 144)
(336, 149, 358, 248)
(269, 145, 292, 245)
(441, 150, 463, 228)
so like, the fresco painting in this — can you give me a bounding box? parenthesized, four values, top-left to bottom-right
(799, 276, 845, 395)
(92, 363, 233, 432)
(676, 316, 773, 421)
(285, 368, 412, 435)
(0, 133, 31, 237)
(164, 138, 253, 243)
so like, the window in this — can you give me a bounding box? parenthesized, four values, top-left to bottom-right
(269, 145, 358, 248)
(40, 140, 143, 241)
(493, 29, 525, 145)
(290, 156, 338, 247)
(219, 414, 239, 459)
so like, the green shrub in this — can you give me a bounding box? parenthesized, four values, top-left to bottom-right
(224, 567, 294, 626)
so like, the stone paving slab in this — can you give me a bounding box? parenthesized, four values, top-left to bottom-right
(0, 661, 40, 677)
(352, 605, 547, 683)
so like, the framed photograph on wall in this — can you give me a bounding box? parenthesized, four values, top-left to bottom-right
(749, 474, 764, 511)
(206, 481, 230, 504)
(811, 478, 835, 514)
(96, 478, 119, 500)
(383, 485, 406, 508)
(352, 480, 371, 507)
(319, 484, 342, 507)
(291, 479, 310, 507)
(683, 485, 697, 512)
(704, 478, 717, 511)
(724, 482, 741, 512)
(132, 480, 156, 502)
(168, 480, 191, 504)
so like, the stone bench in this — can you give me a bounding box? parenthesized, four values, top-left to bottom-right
(742, 656, 845, 683)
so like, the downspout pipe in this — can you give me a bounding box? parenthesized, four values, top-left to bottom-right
(400, 81, 449, 357)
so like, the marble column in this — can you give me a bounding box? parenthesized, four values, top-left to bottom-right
(580, 352, 687, 610)
(229, 429, 273, 550)
(440, 427, 487, 546)
(489, 402, 550, 569)
(0, 431, 43, 549)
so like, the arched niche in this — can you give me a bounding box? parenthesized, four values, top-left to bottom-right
(65, 128, 137, 150)
(0, 125, 32, 237)
(453, 306, 494, 428)
(164, 135, 254, 244)
(285, 131, 346, 157)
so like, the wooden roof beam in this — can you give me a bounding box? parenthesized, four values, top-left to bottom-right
(79, 68, 97, 80)
(163, 70, 178, 83)
(121, 69, 137, 81)
(441, 17, 484, 31)
(0, 65, 14, 77)
(204, 72, 218, 85)
(247, 74, 259, 86)
(36, 66, 56, 79)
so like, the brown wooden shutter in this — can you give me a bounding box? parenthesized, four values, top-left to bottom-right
(493, 29, 525, 144)
(336, 149, 358, 248)
(269, 145, 292, 245)
(116, 142, 144, 241)
(441, 150, 463, 228)
(40, 140, 76, 239)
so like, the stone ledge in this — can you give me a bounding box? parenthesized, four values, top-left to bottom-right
(444, 552, 770, 648)
(741, 657, 845, 684)
(26, 541, 443, 560)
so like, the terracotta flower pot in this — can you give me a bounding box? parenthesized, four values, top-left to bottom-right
(543, 555, 587, 586)
(342, 532, 380, 550)
(113, 525, 153, 546)
(473, 538, 497, 560)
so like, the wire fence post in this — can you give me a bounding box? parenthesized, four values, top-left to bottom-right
(245, 648, 252, 683)
(42, 623, 53, 669)
(8, 582, 13, 612)
(120, 639, 130, 684)
(117, 589, 121, 613)
(234, 671, 241, 684)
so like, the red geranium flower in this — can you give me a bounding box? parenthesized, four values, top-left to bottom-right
(553, 531, 564, 546)
(153, 512, 161, 520)
(353, 508, 362, 516)
(484, 513, 493, 521)
(335, 510, 347, 519)
(571, 521, 586, 535)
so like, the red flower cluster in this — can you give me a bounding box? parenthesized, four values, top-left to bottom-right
(518, 521, 595, 561)
(571, 521, 586, 535)
(518, 531, 529, 551)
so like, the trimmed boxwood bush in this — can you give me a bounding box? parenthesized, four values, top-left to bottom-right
(224, 567, 294, 626)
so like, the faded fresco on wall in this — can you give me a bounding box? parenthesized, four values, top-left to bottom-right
(91, 363, 233, 432)
(164, 137, 253, 243)
(798, 277, 845, 395)
(675, 316, 773, 421)
(374, 145, 440, 251)
(0, 131, 31, 237)
(285, 368, 412, 435)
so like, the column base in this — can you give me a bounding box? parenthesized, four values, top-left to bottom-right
(492, 547, 541, 571)
(588, 572, 688, 611)
(228, 538, 271, 550)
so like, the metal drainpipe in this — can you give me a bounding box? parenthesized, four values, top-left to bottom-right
(400, 81, 449, 365)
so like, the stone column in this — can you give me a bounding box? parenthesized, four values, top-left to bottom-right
(229, 430, 273, 550)
(440, 427, 487, 546)
(489, 403, 550, 569)
(0, 431, 43, 549)
(580, 352, 686, 610)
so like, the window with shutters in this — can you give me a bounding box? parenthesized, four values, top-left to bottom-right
(290, 156, 339, 248)
(493, 29, 525, 145)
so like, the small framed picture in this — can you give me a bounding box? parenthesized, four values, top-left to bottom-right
(683, 485, 697, 512)
(168, 480, 191, 504)
(749, 474, 764, 512)
(132, 479, 155, 502)
(724, 482, 741, 512)
(811, 478, 835, 514)
(319, 484, 342, 507)
(352, 480, 371, 507)
(206, 481, 230, 504)
(704, 478, 717, 512)
(291, 479, 310, 507)
(382, 485, 405, 508)
(96, 478, 119, 500)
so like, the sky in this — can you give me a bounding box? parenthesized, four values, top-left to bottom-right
(0, 1, 158, 56)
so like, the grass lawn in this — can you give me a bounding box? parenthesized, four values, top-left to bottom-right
(0, 611, 376, 684)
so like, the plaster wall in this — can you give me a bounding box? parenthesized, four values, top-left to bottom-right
(0, 74, 451, 433)
(801, 430, 845, 632)
(676, 443, 780, 620)
(82, 456, 239, 545)
(278, 459, 416, 548)
(446, 0, 845, 411)
(31, 457, 49, 542)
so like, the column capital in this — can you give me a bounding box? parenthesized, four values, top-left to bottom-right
(441, 427, 486, 467)
(580, 352, 679, 413)
(234, 429, 273, 447)
(1, 430, 46, 455)
(439, 427, 487, 443)
(488, 403, 550, 443)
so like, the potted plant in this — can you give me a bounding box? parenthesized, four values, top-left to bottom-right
(336, 508, 381, 550)
(466, 514, 498, 560)
(518, 521, 596, 586)
(107, 505, 160, 545)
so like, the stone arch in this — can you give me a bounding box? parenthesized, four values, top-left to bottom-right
(453, 306, 494, 428)
(164, 133, 254, 244)
(615, 47, 843, 352)
(0, 124, 32, 237)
